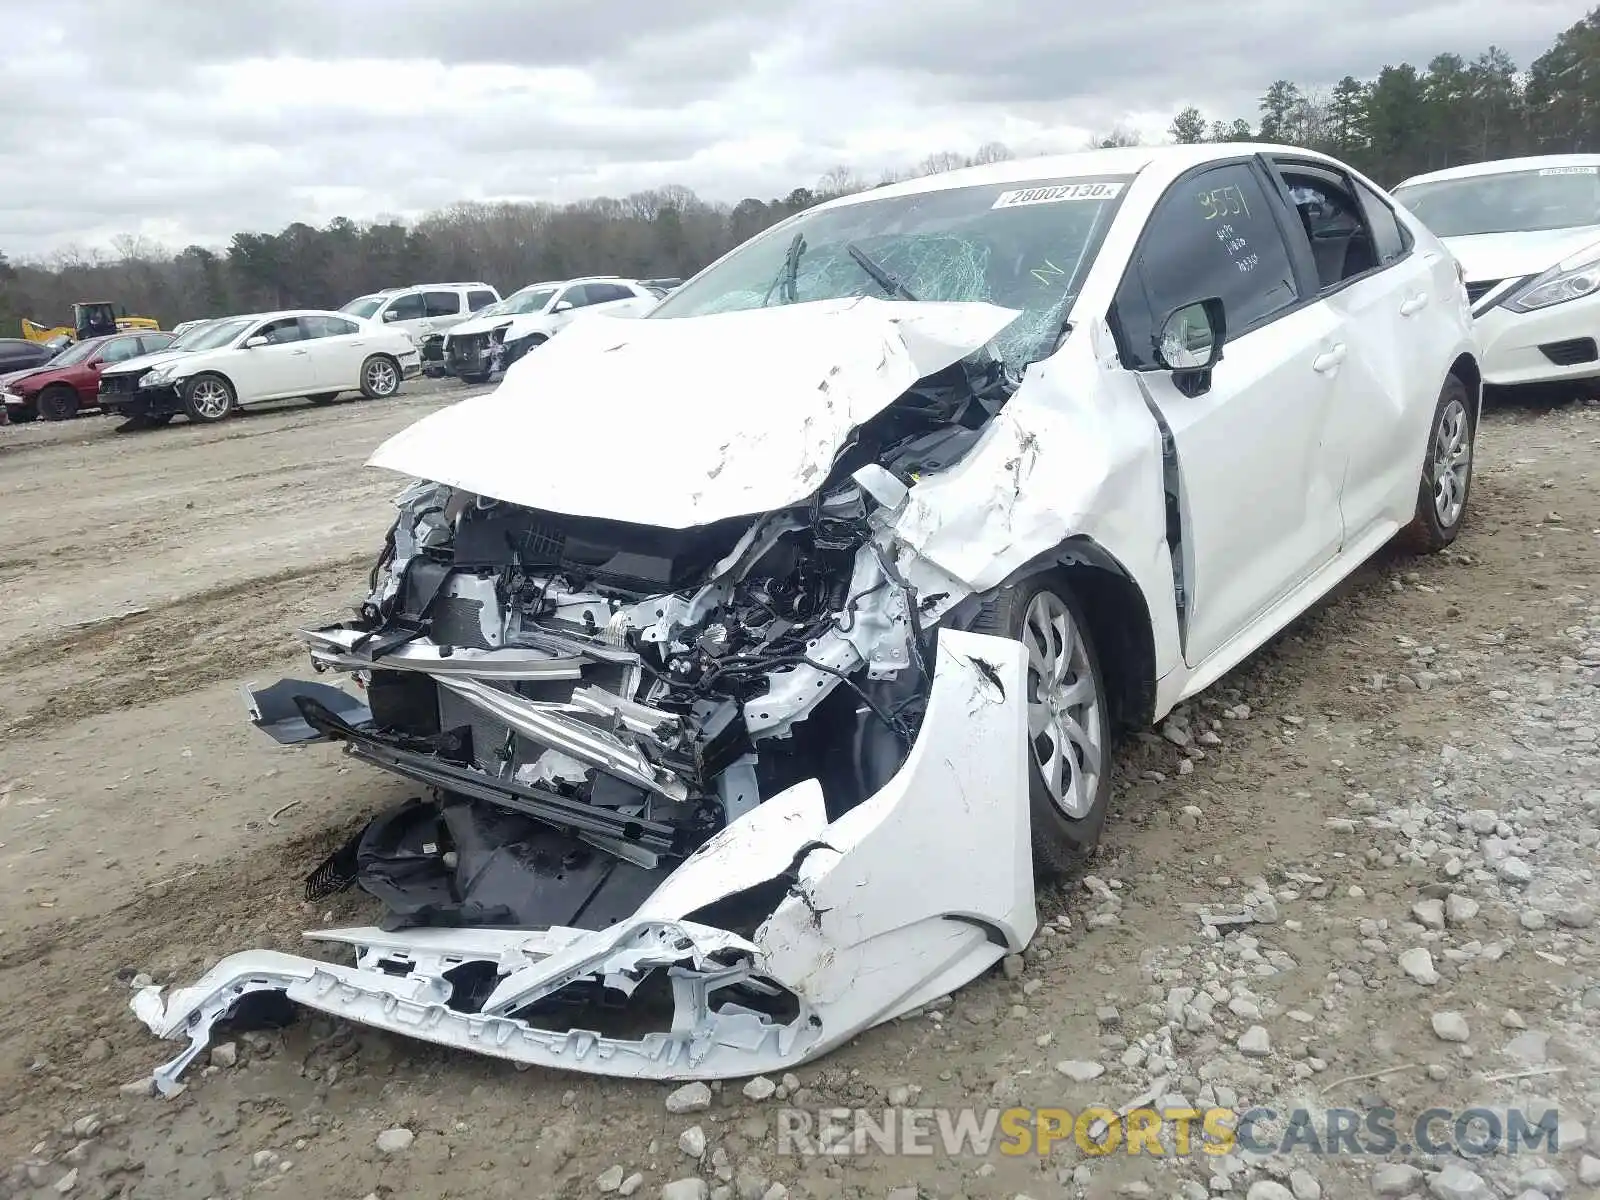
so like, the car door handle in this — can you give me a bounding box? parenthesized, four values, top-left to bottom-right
(1400, 293, 1429, 316)
(291, 349, 309, 356)
(350, 340, 366, 347)
(1312, 344, 1346, 374)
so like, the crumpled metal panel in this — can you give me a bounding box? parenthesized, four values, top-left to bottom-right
(364, 297, 1020, 529)
(130, 630, 1034, 1085)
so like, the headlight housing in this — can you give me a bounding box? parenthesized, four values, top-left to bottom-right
(1503, 246, 1600, 313)
(140, 366, 176, 387)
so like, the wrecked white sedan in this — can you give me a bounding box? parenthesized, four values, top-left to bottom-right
(134, 144, 1480, 1089)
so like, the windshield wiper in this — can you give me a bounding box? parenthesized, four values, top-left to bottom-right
(846, 242, 918, 301)
(763, 231, 807, 306)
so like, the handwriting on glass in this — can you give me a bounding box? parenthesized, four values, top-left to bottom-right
(1199, 186, 1251, 220)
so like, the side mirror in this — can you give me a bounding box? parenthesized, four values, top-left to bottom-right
(1155, 299, 1225, 371)
(381, 309, 400, 322)
(1154, 298, 1226, 396)
(244, 335, 269, 349)
(551, 300, 574, 314)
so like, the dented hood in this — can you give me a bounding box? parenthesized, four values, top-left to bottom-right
(1444, 225, 1600, 282)
(368, 297, 1019, 529)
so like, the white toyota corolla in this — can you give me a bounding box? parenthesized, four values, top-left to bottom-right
(133, 143, 1479, 1088)
(1393, 154, 1600, 389)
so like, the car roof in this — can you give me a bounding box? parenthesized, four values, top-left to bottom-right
(1394, 153, 1600, 189)
(805, 143, 1356, 215)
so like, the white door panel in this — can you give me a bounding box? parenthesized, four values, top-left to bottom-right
(227, 342, 317, 399)
(312, 334, 368, 388)
(1318, 253, 1436, 536)
(1147, 302, 1346, 668)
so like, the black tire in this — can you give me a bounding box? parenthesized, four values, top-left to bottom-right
(4, 405, 33, 424)
(181, 373, 236, 423)
(969, 573, 1113, 875)
(308, 392, 341, 406)
(359, 355, 401, 399)
(37, 385, 79, 422)
(460, 371, 491, 385)
(1400, 373, 1475, 554)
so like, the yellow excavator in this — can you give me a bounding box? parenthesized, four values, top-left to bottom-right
(21, 301, 161, 344)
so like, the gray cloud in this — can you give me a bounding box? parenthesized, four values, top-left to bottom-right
(2, 0, 1593, 258)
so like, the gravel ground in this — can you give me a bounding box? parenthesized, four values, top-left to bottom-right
(0, 383, 1595, 1200)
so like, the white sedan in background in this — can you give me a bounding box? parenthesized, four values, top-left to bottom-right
(98, 309, 421, 428)
(1393, 154, 1600, 389)
(442, 277, 660, 381)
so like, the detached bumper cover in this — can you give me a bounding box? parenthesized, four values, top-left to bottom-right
(131, 630, 1035, 1085)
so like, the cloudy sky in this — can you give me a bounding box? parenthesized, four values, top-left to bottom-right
(3, 0, 1592, 258)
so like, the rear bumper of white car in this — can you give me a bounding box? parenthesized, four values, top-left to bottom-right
(1471, 291, 1600, 387)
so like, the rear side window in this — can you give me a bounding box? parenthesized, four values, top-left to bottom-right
(139, 333, 174, 354)
(586, 283, 632, 303)
(423, 290, 461, 317)
(382, 293, 426, 322)
(1355, 181, 1412, 265)
(303, 315, 359, 339)
(559, 285, 591, 307)
(1121, 162, 1300, 367)
(467, 289, 497, 311)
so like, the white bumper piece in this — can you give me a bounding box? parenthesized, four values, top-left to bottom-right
(131, 630, 1035, 1088)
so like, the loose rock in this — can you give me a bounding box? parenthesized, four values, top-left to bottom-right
(376, 1128, 414, 1154)
(1399, 947, 1441, 985)
(666, 1082, 713, 1114)
(1431, 1011, 1470, 1043)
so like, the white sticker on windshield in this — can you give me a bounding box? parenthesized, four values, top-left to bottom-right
(992, 182, 1124, 209)
(1538, 165, 1599, 175)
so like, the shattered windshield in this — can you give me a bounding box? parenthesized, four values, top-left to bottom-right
(1393, 166, 1600, 236)
(490, 287, 557, 316)
(650, 175, 1131, 368)
(340, 295, 384, 319)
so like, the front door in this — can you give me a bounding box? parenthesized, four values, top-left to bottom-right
(239, 317, 319, 398)
(1115, 158, 1346, 669)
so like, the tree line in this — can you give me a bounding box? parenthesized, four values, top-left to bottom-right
(2, 7, 1596, 336)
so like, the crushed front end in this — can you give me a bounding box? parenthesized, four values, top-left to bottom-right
(132, 299, 1042, 1085)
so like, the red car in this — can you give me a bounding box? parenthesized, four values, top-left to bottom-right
(0, 331, 174, 422)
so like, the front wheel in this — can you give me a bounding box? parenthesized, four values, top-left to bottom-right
(1400, 374, 1475, 554)
(360, 355, 400, 399)
(181, 373, 236, 423)
(969, 574, 1112, 876)
(37, 385, 79, 422)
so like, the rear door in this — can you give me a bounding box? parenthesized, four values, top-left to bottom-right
(300, 314, 368, 388)
(1114, 157, 1346, 670)
(1266, 157, 1449, 540)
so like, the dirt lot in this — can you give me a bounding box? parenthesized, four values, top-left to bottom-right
(0, 384, 1596, 1200)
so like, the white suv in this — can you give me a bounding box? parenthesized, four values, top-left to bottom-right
(340, 282, 501, 357)
(441, 277, 659, 381)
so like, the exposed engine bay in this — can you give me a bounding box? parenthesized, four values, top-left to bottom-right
(260, 354, 1012, 929)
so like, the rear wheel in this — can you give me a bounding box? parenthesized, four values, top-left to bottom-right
(1400, 374, 1474, 554)
(37, 385, 79, 422)
(969, 574, 1112, 875)
(460, 371, 491, 385)
(360, 355, 400, 399)
(5, 404, 35, 423)
(181, 373, 235, 423)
